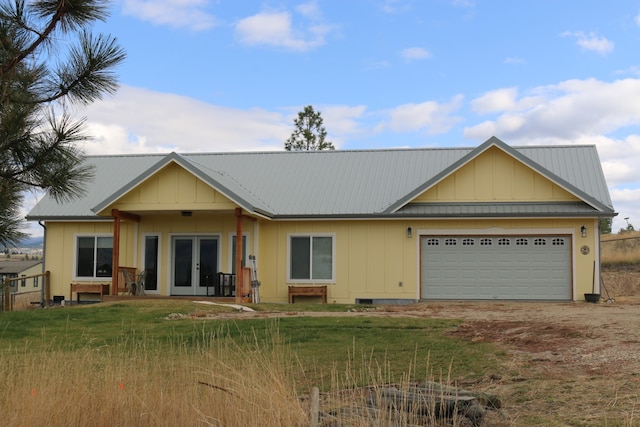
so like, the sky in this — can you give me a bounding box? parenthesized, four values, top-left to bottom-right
(21, 0, 640, 235)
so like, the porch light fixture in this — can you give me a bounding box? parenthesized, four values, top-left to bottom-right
(181, 211, 192, 217)
(407, 226, 413, 238)
(581, 225, 587, 238)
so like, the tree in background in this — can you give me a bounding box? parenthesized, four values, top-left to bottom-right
(285, 105, 335, 151)
(0, 0, 125, 246)
(599, 218, 612, 234)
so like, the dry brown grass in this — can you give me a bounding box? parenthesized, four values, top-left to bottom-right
(0, 332, 309, 427)
(0, 327, 468, 426)
(601, 231, 640, 266)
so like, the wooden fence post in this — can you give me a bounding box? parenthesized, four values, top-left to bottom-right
(45, 271, 51, 306)
(4, 277, 10, 312)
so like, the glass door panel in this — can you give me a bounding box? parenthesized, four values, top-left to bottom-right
(171, 236, 218, 295)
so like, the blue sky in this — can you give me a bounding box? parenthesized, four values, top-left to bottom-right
(23, 0, 640, 234)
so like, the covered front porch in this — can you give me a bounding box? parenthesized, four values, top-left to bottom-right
(107, 207, 259, 303)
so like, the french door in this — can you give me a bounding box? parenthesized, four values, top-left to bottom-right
(171, 236, 218, 296)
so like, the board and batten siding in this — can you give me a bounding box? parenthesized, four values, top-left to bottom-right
(413, 146, 581, 203)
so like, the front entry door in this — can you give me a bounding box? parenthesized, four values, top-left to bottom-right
(171, 236, 218, 296)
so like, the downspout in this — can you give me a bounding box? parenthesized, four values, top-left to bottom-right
(38, 221, 46, 307)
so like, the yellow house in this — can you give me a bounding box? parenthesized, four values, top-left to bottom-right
(26, 137, 616, 303)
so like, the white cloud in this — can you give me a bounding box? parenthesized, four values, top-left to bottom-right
(400, 47, 431, 61)
(383, 95, 463, 134)
(234, 6, 334, 52)
(504, 57, 526, 65)
(561, 31, 614, 55)
(466, 78, 640, 141)
(76, 86, 291, 153)
(122, 0, 216, 31)
(635, 12, 640, 26)
(471, 87, 519, 114)
(610, 188, 640, 232)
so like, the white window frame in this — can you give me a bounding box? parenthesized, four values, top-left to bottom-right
(73, 234, 113, 280)
(228, 232, 249, 274)
(286, 233, 335, 283)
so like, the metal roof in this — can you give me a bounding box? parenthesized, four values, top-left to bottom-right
(0, 260, 42, 275)
(395, 202, 606, 217)
(26, 137, 615, 220)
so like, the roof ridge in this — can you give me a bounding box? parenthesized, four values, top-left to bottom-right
(84, 144, 597, 159)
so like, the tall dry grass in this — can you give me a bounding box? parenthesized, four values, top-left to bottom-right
(601, 231, 640, 266)
(0, 324, 461, 426)
(0, 326, 308, 427)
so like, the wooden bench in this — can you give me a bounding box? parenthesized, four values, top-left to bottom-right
(288, 285, 327, 303)
(70, 283, 110, 305)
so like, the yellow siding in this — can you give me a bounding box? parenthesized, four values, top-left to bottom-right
(109, 162, 237, 212)
(415, 146, 579, 202)
(43, 215, 599, 303)
(257, 220, 419, 303)
(256, 217, 599, 303)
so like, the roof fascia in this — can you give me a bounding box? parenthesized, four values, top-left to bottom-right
(384, 136, 613, 214)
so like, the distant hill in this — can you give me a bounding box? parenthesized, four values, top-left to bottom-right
(18, 236, 44, 249)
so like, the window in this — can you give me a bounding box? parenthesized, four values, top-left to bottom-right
(426, 238, 439, 246)
(444, 238, 457, 246)
(534, 238, 546, 246)
(516, 238, 528, 246)
(34, 276, 39, 288)
(480, 238, 492, 246)
(143, 235, 159, 291)
(20, 274, 26, 287)
(76, 236, 113, 279)
(498, 238, 510, 246)
(462, 238, 474, 246)
(289, 235, 334, 282)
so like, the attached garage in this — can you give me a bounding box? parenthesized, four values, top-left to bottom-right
(420, 235, 572, 301)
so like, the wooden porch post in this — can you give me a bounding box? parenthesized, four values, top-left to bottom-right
(111, 209, 121, 297)
(110, 209, 141, 296)
(235, 207, 243, 303)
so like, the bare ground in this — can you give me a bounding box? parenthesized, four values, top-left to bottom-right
(197, 266, 640, 425)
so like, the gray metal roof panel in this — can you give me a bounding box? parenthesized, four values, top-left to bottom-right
(26, 138, 615, 220)
(0, 260, 43, 274)
(396, 202, 609, 217)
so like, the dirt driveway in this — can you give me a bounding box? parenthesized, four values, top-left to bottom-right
(377, 299, 640, 425)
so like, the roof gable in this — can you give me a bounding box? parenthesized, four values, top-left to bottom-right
(385, 137, 613, 214)
(413, 145, 579, 203)
(92, 153, 273, 216)
(95, 161, 237, 214)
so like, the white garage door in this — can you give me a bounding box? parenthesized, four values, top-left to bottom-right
(421, 235, 571, 300)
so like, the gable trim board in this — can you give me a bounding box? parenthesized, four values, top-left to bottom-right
(25, 137, 615, 303)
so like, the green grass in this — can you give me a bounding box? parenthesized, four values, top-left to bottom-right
(0, 300, 503, 390)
